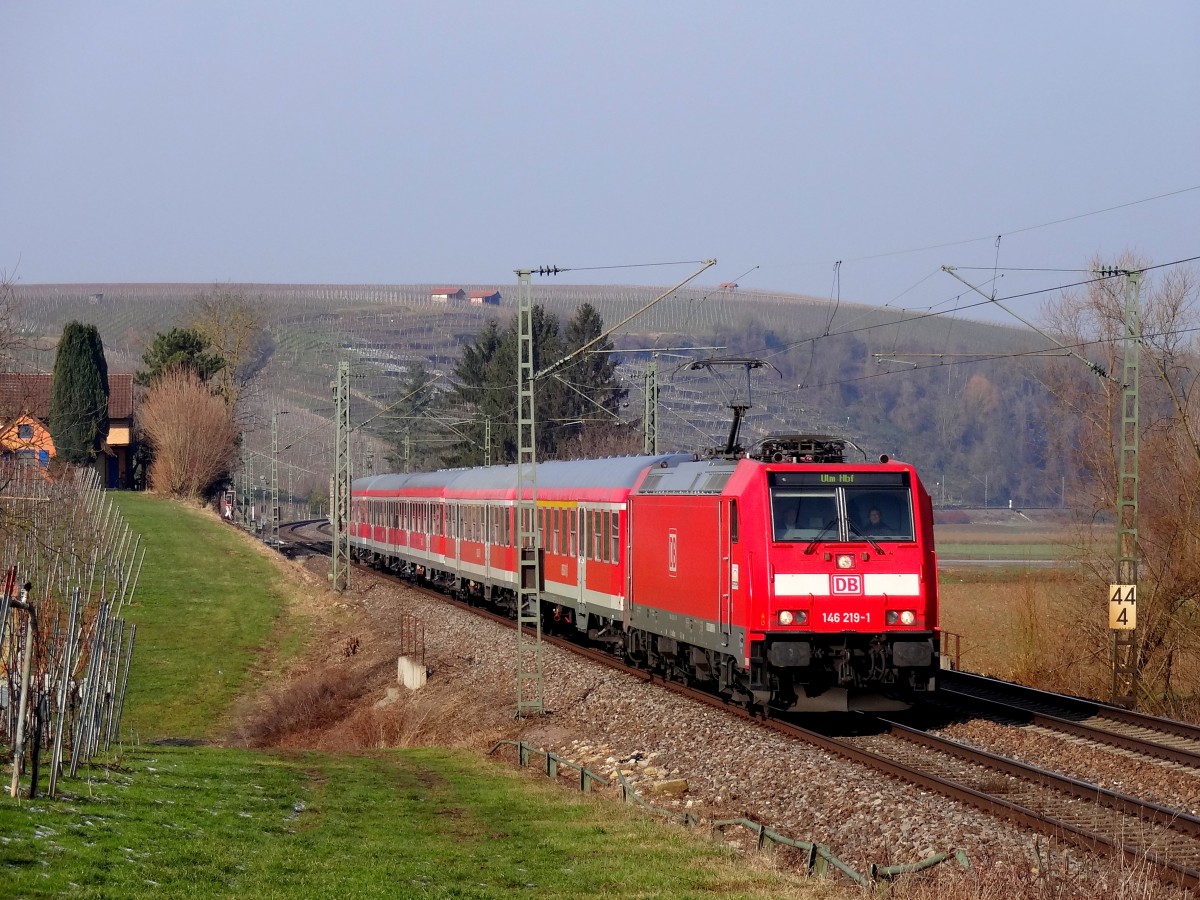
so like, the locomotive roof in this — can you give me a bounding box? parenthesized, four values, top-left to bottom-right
(635, 458, 741, 494)
(447, 453, 693, 493)
(353, 453, 694, 496)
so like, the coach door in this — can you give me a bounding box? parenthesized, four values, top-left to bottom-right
(576, 505, 587, 609)
(717, 499, 735, 646)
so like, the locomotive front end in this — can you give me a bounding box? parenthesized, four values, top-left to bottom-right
(753, 451, 940, 711)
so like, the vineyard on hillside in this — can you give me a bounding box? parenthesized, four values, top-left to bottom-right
(12, 281, 1066, 510)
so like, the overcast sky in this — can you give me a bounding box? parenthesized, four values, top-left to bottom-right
(2, 2, 1197, 321)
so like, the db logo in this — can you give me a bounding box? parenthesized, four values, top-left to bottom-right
(831, 575, 863, 595)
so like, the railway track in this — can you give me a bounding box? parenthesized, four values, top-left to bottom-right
(275, 519, 332, 558)
(936, 669, 1200, 770)
(275, 521, 1200, 890)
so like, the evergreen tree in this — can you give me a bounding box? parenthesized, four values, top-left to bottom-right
(381, 360, 444, 471)
(136, 327, 227, 387)
(49, 321, 110, 464)
(448, 305, 626, 465)
(560, 302, 628, 426)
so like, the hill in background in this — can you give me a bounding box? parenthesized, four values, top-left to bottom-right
(12, 281, 1070, 510)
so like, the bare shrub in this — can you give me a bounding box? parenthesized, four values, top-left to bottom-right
(138, 367, 238, 499)
(231, 665, 371, 748)
(889, 838, 1185, 900)
(338, 685, 493, 751)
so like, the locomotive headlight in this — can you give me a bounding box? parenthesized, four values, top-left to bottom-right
(778, 610, 794, 625)
(900, 610, 916, 625)
(836, 554, 854, 569)
(886, 611, 898, 625)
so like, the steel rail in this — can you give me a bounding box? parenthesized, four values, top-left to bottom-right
(931, 687, 1200, 770)
(941, 669, 1200, 762)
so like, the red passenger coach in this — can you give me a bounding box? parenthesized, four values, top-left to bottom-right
(350, 435, 940, 712)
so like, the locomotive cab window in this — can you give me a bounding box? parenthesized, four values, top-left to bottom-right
(771, 490, 838, 541)
(769, 471, 915, 543)
(845, 488, 913, 542)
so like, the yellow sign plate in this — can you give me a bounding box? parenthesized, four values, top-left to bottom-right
(1109, 584, 1137, 630)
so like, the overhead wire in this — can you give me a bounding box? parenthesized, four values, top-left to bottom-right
(755, 253, 1200, 363)
(792, 183, 1200, 267)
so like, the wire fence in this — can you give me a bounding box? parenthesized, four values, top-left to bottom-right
(0, 464, 143, 798)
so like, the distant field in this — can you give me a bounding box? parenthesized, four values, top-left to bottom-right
(935, 520, 1080, 677)
(934, 519, 1080, 561)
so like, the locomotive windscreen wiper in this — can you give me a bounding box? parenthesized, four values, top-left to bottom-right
(803, 519, 840, 555)
(847, 520, 884, 555)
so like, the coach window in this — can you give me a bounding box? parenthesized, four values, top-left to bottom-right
(610, 511, 620, 561)
(591, 511, 602, 561)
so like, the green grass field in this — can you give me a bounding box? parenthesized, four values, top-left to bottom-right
(0, 495, 828, 899)
(2, 745, 815, 899)
(109, 494, 306, 741)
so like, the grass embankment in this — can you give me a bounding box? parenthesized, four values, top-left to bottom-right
(111, 494, 307, 740)
(3, 745, 811, 899)
(0, 496, 826, 899)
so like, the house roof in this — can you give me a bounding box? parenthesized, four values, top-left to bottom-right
(468, 289, 500, 299)
(0, 372, 135, 421)
(430, 287, 464, 296)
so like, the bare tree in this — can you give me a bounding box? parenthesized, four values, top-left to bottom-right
(0, 269, 26, 372)
(188, 286, 274, 414)
(138, 368, 239, 499)
(1040, 254, 1200, 715)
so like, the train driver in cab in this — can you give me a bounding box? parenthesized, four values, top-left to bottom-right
(861, 506, 891, 536)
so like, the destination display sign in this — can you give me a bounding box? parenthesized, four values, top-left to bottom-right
(769, 471, 908, 487)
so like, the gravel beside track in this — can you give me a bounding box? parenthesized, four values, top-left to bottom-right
(291, 553, 1192, 898)
(933, 717, 1200, 816)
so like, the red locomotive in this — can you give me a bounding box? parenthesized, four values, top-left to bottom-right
(349, 435, 939, 711)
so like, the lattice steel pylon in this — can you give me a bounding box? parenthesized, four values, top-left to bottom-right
(643, 356, 659, 455)
(514, 269, 545, 718)
(508, 258, 715, 720)
(330, 360, 352, 592)
(1112, 270, 1142, 708)
(271, 410, 281, 543)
